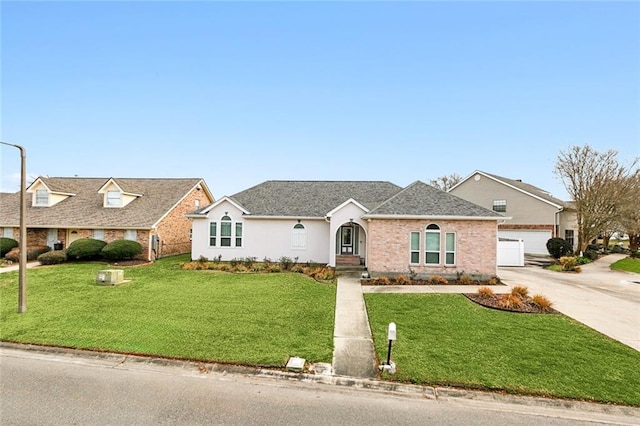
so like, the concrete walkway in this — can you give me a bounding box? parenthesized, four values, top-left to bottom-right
(0, 261, 40, 273)
(332, 276, 378, 378)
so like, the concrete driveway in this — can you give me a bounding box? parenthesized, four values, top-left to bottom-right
(498, 254, 640, 352)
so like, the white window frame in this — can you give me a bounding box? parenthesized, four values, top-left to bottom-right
(445, 232, 456, 266)
(492, 199, 507, 212)
(2, 228, 13, 238)
(410, 231, 420, 264)
(425, 224, 441, 265)
(291, 223, 307, 250)
(215, 215, 243, 248)
(124, 230, 137, 241)
(106, 190, 122, 207)
(235, 222, 243, 247)
(93, 229, 105, 240)
(209, 222, 217, 246)
(35, 189, 49, 206)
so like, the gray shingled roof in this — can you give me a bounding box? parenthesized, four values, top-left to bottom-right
(229, 180, 403, 217)
(366, 181, 503, 217)
(483, 172, 568, 207)
(0, 177, 204, 228)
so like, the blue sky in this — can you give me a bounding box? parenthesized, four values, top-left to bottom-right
(1, 1, 639, 201)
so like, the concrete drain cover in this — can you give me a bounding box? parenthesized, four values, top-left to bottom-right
(286, 356, 305, 372)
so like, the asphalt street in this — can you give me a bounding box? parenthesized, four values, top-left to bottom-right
(1, 346, 639, 426)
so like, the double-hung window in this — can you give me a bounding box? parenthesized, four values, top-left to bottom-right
(35, 189, 49, 206)
(124, 230, 137, 241)
(410, 232, 420, 264)
(425, 224, 441, 264)
(235, 223, 243, 247)
(209, 222, 217, 246)
(445, 232, 456, 265)
(492, 200, 507, 212)
(107, 191, 122, 207)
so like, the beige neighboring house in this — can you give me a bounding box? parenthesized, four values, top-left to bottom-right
(449, 171, 577, 255)
(0, 177, 214, 260)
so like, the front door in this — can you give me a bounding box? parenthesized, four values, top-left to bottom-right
(341, 226, 353, 254)
(67, 229, 82, 246)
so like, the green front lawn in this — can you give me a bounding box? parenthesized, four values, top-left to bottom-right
(365, 293, 640, 406)
(0, 255, 336, 366)
(611, 257, 640, 274)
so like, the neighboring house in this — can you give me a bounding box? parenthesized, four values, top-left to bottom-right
(189, 180, 505, 278)
(449, 171, 577, 255)
(0, 177, 214, 260)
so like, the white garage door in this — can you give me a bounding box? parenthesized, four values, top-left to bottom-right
(498, 230, 552, 255)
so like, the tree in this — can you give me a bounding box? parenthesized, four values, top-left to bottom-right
(554, 144, 639, 253)
(617, 174, 640, 251)
(429, 173, 462, 192)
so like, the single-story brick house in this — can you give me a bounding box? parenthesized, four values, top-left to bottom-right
(189, 180, 505, 277)
(0, 176, 214, 260)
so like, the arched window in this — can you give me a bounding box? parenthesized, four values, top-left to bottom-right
(209, 215, 243, 247)
(220, 215, 232, 247)
(292, 223, 307, 250)
(425, 224, 441, 265)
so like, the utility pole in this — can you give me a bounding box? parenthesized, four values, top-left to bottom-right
(1, 141, 27, 313)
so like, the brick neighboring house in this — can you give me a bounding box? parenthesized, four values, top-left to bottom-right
(189, 180, 504, 278)
(0, 177, 214, 260)
(449, 171, 577, 254)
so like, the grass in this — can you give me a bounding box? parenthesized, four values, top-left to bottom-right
(611, 257, 640, 274)
(365, 293, 640, 406)
(0, 255, 336, 366)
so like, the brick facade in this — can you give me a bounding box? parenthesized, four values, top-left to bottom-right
(154, 186, 208, 258)
(367, 219, 497, 277)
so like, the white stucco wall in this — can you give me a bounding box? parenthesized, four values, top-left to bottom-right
(328, 202, 368, 266)
(191, 199, 331, 263)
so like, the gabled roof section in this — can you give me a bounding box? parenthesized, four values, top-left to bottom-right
(97, 178, 143, 197)
(451, 171, 567, 208)
(189, 195, 250, 217)
(26, 176, 75, 196)
(0, 177, 209, 229)
(326, 198, 369, 217)
(365, 180, 504, 219)
(228, 180, 403, 217)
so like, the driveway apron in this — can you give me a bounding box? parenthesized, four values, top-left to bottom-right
(498, 254, 640, 352)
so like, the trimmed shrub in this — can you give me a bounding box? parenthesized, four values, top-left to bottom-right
(584, 249, 599, 261)
(38, 250, 67, 265)
(5, 245, 51, 262)
(101, 239, 143, 261)
(546, 237, 573, 259)
(0, 237, 18, 257)
(66, 238, 107, 260)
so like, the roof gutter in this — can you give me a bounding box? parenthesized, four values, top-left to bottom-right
(362, 214, 510, 221)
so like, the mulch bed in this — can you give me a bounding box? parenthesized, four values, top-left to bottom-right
(464, 294, 560, 314)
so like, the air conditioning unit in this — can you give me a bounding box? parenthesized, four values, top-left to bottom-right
(96, 269, 124, 285)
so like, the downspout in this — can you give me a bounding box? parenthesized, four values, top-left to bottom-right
(554, 208, 563, 238)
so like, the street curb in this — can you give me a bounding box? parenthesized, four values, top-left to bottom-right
(2, 341, 639, 419)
